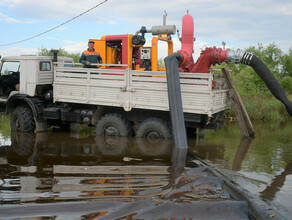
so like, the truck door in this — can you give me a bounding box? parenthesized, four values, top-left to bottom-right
(0, 61, 20, 97)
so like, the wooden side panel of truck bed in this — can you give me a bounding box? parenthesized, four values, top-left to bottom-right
(53, 66, 230, 116)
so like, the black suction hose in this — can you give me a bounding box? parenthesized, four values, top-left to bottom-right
(164, 53, 188, 149)
(242, 52, 292, 117)
(228, 49, 292, 117)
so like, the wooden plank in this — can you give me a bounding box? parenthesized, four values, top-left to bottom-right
(53, 165, 170, 175)
(222, 67, 255, 137)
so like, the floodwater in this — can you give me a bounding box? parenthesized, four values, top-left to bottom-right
(0, 116, 291, 219)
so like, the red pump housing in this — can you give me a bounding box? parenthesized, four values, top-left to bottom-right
(177, 13, 228, 73)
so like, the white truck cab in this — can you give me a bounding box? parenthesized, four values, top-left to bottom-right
(0, 55, 73, 99)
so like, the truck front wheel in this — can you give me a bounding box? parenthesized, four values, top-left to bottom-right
(136, 118, 171, 139)
(11, 106, 35, 132)
(95, 113, 132, 137)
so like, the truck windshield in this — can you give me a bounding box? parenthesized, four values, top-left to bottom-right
(0, 61, 20, 75)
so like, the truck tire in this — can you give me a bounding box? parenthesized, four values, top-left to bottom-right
(95, 113, 132, 137)
(136, 118, 171, 139)
(135, 138, 172, 156)
(7, 132, 35, 164)
(11, 106, 35, 132)
(95, 136, 128, 156)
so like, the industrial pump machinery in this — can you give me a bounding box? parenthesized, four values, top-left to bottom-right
(90, 12, 292, 117)
(168, 12, 292, 117)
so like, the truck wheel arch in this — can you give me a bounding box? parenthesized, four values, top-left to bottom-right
(6, 94, 47, 132)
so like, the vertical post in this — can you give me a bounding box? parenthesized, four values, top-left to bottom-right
(232, 138, 254, 171)
(164, 53, 188, 148)
(222, 67, 255, 137)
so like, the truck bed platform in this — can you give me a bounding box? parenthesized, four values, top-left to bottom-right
(53, 66, 230, 117)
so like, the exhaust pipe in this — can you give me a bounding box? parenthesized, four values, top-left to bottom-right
(50, 49, 59, 62)
(228, 49, 292, 117)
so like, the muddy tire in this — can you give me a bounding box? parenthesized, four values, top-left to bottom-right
(95, 113, 132, 137)
(95, 136, 129, 156)
(7, 132, 35, 165)
(11, 106, 35, 132)
(136, 118, 171, 139)
(135, 138, 172, 156)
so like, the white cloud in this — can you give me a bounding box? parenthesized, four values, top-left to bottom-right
(2, 0, 103, 19)
(0, 0, 16, 7)
(63, 40, 75, 45)
(0, 12, 33, 23)
(47, 37, 59, 40)
(42, 25, 67, 31)
(0, 42, 85, 57)
(0, 47, 38, 56)
(1, 0, 291, 52)
(108, 20, 117, 25)
(63, 41, 87, 53)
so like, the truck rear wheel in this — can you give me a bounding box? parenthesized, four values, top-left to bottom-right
(136, 118, 171, 139)
(11, 106, 35, 132)
(95, 113, 132, 137)
(95, 136, 128, 156)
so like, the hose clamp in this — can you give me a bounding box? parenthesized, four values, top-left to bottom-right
(227, 49, 246, 64)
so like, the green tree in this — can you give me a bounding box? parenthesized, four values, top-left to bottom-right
(38, 47, 81, 63)
(158, 57, 165, 68)
(213, 43, 292, 121)
(222, 43, 292, 95)
(281, 48, 292, 78)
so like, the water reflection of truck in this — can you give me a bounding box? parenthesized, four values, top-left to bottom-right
(7, 132, 173, 166)
(1, 132, 284, 219)
(0, 13, 230, 138)
(4, 132, 174, 204)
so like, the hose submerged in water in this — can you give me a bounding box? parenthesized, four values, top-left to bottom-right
(164, 53, 188, 149)
(228, 49, 292, 117)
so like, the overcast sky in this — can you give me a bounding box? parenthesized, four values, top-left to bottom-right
(0, 0, 291, 60)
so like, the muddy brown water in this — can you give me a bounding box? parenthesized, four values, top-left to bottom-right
(0, 118, 291, 219)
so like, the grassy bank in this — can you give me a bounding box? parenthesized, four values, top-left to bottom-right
(226, 94, 292, 123)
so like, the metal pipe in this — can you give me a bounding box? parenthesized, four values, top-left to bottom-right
(50, 49, 59, 62)
(180, 13, 194, 57)
(164, 53, 188, 149)
(135, 25, 176, 36)
(163, 10, 167, 26)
